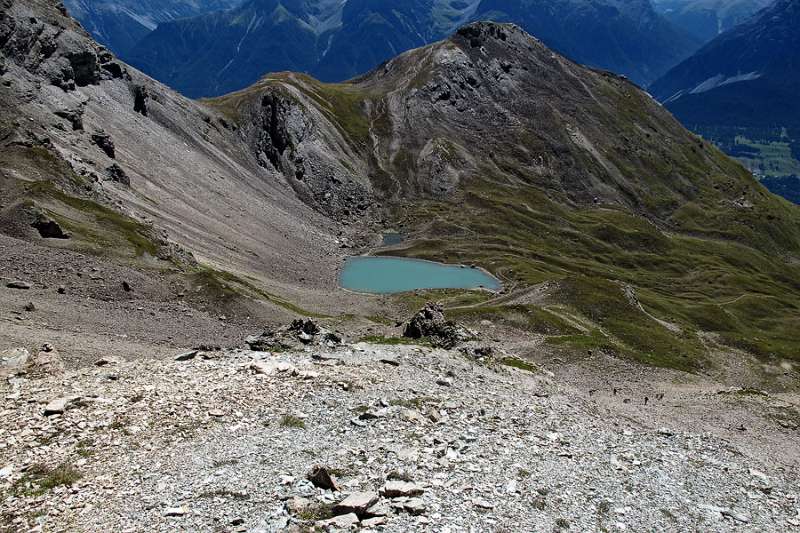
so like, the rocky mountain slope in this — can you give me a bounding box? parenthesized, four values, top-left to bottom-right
(651, 0, 800, 127)
(2, 2, 800, 531)
(0, 0, 376, 323)
(207, 21, 800, 366)
(2, 0, 799, 388)
(470, 0, 700, 87)
(125, 0, 698, 98)
(2, 319, 799, 531)
(64, 0, 243, 56)
(653, 0, 772, 43)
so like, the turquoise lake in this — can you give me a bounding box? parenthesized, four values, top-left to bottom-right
(340, 257, 502, 294)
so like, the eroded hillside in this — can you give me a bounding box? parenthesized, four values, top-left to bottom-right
(206, 22, 800, 370)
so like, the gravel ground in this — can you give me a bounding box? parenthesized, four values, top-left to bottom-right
(2, 335, 798, 532)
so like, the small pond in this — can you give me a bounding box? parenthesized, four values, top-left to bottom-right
(340, 256, 501, 294)
(382, 232, 404, 246)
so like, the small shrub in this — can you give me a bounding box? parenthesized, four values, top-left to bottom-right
(11, 463, 81, 496)
(279, 415, 306, 429)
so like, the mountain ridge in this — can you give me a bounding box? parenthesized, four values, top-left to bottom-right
(125, 0, 700, 98)
(653, 0, 772, 43)
(64, 0, 243, 56)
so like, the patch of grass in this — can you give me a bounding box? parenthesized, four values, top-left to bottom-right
(547, 328, 618, 352)
(279, 415, 306, 429)
(392, 288, 493, 314)
(449, 304, 581, 336)
(325, 467, 353, 478)
(389, 169, 800, 369)
(532, 496, 547, 511)
(75, 439, 94, 458)
(27, 180, 160, 259)
(366, 315, 395, 325)
(10, 463, 81, 497)
(191, 266, 328, 318)
(500, 357, 538, 373)
(296, 502, 336, 522)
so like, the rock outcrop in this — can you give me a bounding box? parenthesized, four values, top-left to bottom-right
(404, 303, 472, 349)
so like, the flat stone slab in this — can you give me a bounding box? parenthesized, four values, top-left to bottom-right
(334, 491, 379, 516)
(382, 480, 424, 498)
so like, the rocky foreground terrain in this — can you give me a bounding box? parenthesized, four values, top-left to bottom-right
(2, 2, 800, 531)
(2, 309, 799, 532)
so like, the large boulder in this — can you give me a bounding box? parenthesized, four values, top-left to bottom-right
(29, 344, 65, 376)
(403, 303, 472, 349)
(0, 347, 30, 377)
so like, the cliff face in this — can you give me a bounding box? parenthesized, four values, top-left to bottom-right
(0, 0, 343, 302)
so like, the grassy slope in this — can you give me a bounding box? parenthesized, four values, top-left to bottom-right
(389, 170, 800, 369)
(208, 68, 800, 371)
(378, 69, 800, 370)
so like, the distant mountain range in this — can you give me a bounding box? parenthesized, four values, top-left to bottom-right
(470, 0, 700, 88)
(652, 0, 772, 44)
(118, 0, 700, 98)
(651, 0, 799, 129)
(63, 0, 243, 56)
(651, 0, 800, 203)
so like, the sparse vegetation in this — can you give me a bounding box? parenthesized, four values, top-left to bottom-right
(75, 439, 94, 458)
(10, 463, 81, 497)
(197, 489, 250, 500)
(279, 415, 306, 429)
(190, 266, 328, 318)
(500, 357, 539, 373)
(391, 174, 800, 370)
(296, 502, 336, 522)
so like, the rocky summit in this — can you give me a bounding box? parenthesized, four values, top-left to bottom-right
(1, 1, 799, 532)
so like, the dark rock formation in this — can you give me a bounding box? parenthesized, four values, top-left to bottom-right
(133, 84, 148, 116)
(32, 214, 69, 239)
(105, 163, 129, 185)
(54, 108, 84, 130)
(92, 131, 115, 158)
(404, 303, 472, 349)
